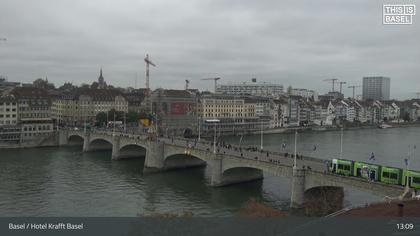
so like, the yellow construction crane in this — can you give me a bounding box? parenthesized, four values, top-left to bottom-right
(201, 77, 221, 93)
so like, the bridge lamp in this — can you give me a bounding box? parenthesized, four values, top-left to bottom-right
(205, 119, 220, 154)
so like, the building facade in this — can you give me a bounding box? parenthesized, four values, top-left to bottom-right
(10, 87, 54, 141)
(151, 89, 198, 137)
(216, 79, 284, 97)
(362, 76, 391, 101)
(53, 88, 128, 126)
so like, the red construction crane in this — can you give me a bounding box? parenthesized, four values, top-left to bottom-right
(348, 85, 361, 99)
(201, 77, 221, 93)
(144, 54, 156, 92)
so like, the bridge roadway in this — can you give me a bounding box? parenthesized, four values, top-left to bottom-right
(59, 130, 405, 209)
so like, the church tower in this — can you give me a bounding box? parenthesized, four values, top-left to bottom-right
(98, 68, 107, 89)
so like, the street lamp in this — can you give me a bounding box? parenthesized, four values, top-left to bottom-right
(205, 119, 220, 154)
(293, 129, 298, 168)
(198, 116, 201, 141)
(260, 119, 264, 150)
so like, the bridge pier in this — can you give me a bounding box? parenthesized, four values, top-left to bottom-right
(210, 154, 223, 186)
(290, 167, 306, 209)
(143, 141, 165, 173)
(82, 133, 91, 152)
(111, 136, 121, 160)
(58, 130, 69, 146)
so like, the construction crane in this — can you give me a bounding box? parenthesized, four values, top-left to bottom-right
(323, 78, 339, 92)
(185, 80, 190, 90)
(201, 77, 221, 93)
(348, 85, 361, 99)
(144, 54, 156, 92)
(338, 81, 346, 94)
(144, 54, 156, 114)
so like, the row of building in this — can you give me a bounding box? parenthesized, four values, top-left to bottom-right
(0, 72, 418, 141)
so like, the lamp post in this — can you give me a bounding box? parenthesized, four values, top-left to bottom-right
(340, 127, 344, 159)
(112, 113, 116, 136)
(198, 116, 201, 141)
(123, 112, 126, 133)
(205, 119, 220, 154)
(293, 129, 298, 168)
(260, 119, 264, 150)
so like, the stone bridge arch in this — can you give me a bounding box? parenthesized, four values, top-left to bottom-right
(163, 146, 208, 171)
(118, 143, 148, 159)
(67, 134, 84, 145)
(88, 137, 113, 151)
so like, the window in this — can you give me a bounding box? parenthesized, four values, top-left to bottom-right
(390, 173, 398, 179)
(383, 172, 390, 178)
(413, 177, 420, 184)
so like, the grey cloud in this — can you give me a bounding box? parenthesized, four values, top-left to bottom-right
(0, 0, 419, 98)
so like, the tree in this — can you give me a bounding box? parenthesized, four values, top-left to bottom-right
(58, 82, 76, 91)
(96, 112, 107, 125)
(403, 112, 410, 122)
(127, 111, 140, 123)
(33, 78, 55, 90)
(91, 81, 99, 89)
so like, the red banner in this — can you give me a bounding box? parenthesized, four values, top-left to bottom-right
(171, 102, 187, 115)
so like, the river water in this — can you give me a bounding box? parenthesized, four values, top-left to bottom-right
(0, 127, 419, 216)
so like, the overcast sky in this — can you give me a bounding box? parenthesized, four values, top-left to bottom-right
(0, 0, 419, 99)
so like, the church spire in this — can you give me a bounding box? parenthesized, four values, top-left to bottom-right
(98, 67, 106, 89)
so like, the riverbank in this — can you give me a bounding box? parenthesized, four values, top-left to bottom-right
(0, 134, 58, 149)
(250, 121, 420, 135)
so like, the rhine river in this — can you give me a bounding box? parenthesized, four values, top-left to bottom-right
(0, 126, 419, 217)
